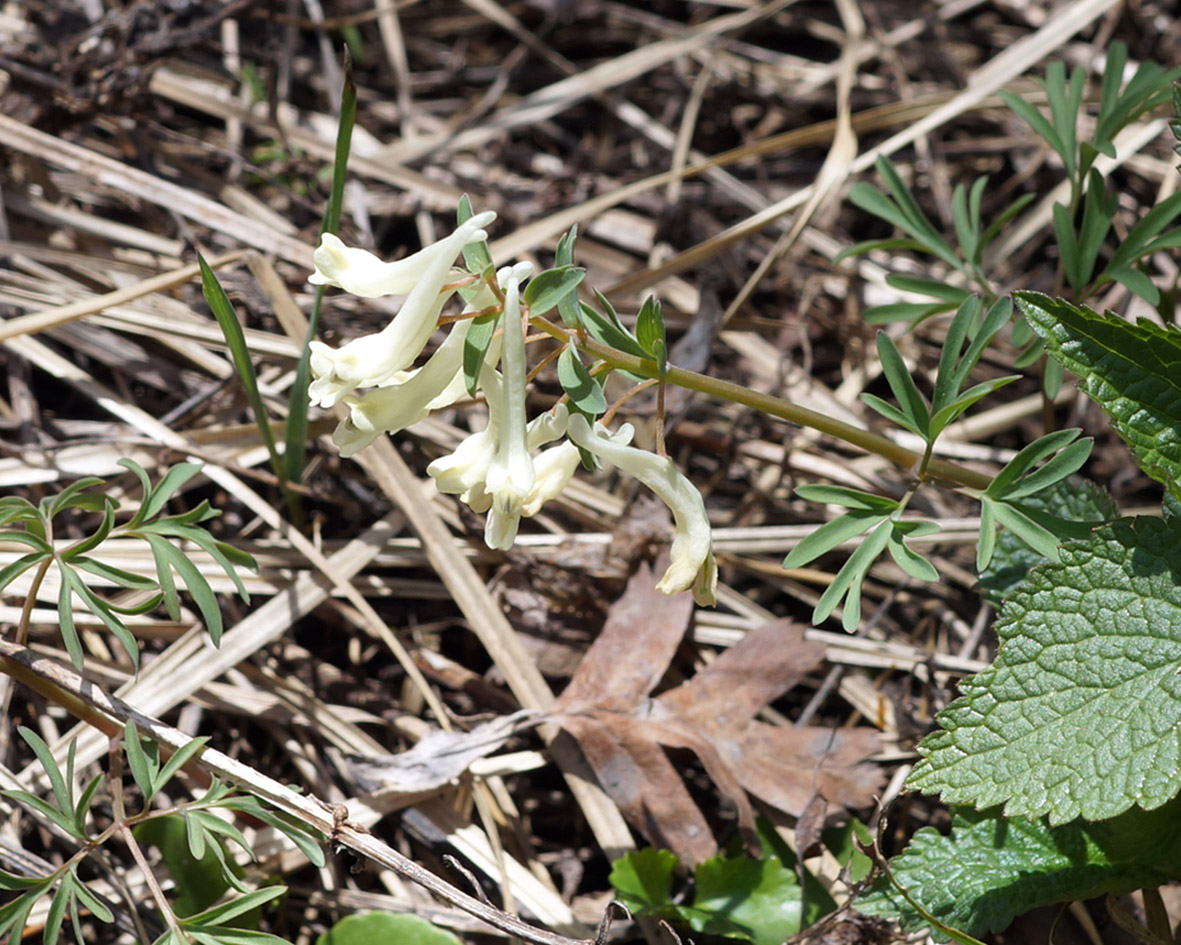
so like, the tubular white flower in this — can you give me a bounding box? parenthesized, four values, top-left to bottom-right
(521, 441, 581, 517)
(307, 211, 496, 408)
(567, 413, 717, 606)
(309, 211, 495, 298)
(332, 318, 472, 458)
(482, 265, 534, 550)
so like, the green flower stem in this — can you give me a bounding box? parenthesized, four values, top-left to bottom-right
(532, 316, 994, 492)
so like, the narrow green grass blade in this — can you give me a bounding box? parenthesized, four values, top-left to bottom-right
(198, 253, 282, 480)
(285, 53, 358, 486)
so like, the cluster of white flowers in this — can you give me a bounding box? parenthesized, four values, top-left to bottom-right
(307, 213, 718, 606)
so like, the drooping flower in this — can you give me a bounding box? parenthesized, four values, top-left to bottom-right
(481, 264, 535, 550)
(567, 413, 717, 606)
(332, 318, 471, 458)
(330, 273, 513, 457)
(307, 211, 496, 408)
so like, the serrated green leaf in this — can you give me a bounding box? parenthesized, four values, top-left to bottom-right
(556, 347, 607, 417)
(1017, 292, 1181, 489)
(523, 266, 586, 317)
(857, 799, 1181, 942)
(910, 512, 1181, 821)
(317, 912, 464, 945)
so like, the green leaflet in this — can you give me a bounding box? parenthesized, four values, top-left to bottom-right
(1017, 292, 1181, 493)
(317, 913, 462, 945)
(976, 478, 1118, 604)
(856, 798, 1181, 942)
(909, 510, 1181, 822)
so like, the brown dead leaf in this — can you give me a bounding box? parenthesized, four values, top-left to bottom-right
(659, 622, 884, 819)
(549, 568, 883, 866)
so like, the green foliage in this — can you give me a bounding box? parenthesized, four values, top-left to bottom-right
(857, 799, 1181, 941)
(864, 297, 1017, 451)
(975, 477, 1118, 603)
(462, 263, 500, 397)
(199, 253, 283, 481)
(136, 814, 245, 918)
(836, 158, 1029, 323)
(4, 721, 320, 945)
(783, 485, 940, 630)
(316, 912, 463, 945)
(611, 847, 803, 945)
(609, 824, 843, 945)
(974, 428, 1095, 570)
(1017, 291, 1181, 493)
(909, 506, 1181, 822)
(523, 265, 586, 317)
(0, 460, 255, 666)
(285, 56, 357, 487)
(1001, 44, 1181, 308)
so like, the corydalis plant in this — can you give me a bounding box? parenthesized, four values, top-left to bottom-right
(306, 205, 718, 606)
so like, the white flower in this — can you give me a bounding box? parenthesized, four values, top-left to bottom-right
(521, 440, 581, 517)
(309, 212, 495, 298)
(567, 413, 717, 606)
(332, 318, 472, 458)
(482, 265, 534, 550)
(307, 212, 496, 408)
